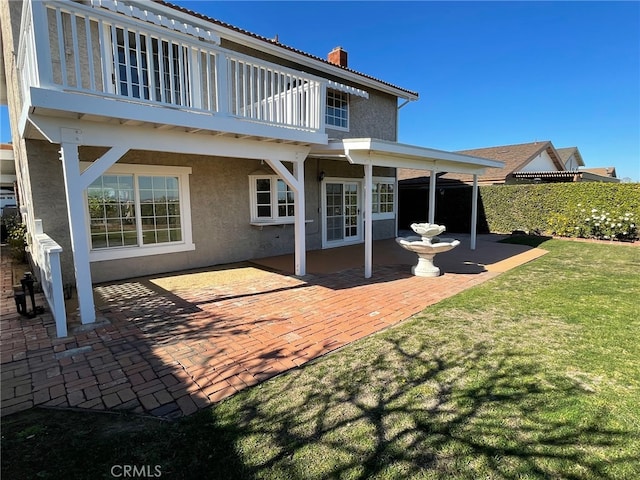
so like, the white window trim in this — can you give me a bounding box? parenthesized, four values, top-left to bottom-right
(248, 174, 296, 224)
(81, 162, 195, 262)
(325, 89, 349, 132)
(371, 176, 396, 221)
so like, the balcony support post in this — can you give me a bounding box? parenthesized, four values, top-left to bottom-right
(265, 156, 307, 276)
(59, 139, 96, 325)
(292, 159, 306, 276)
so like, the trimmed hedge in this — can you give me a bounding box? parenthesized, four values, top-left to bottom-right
(478, 183, 640, 239)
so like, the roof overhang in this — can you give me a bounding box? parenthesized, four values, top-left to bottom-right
(145, 1, 418, 101)
(310, 138, 504, 175)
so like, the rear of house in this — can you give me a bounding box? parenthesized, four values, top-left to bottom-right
(1, 0, 501, 331)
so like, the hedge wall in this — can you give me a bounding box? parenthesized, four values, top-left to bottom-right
(477, 182, 640, 235)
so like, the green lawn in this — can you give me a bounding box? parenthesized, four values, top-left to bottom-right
(2, 239, 639, 479)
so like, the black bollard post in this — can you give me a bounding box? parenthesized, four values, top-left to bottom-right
(21, 272, 37, 313)
(14, 285, 27, 315)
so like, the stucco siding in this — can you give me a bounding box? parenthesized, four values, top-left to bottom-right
(21, 146, 396, 283)
(327, 91, 397, 141)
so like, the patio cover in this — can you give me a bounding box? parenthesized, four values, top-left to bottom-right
(309, 138, 504, 278)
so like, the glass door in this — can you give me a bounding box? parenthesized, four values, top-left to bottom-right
(324, 181, 361, 246)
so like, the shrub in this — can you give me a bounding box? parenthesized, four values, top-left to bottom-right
(477, 183, 640, 238)
(548, 204, 637, 241)
(2, 213, 27, 262)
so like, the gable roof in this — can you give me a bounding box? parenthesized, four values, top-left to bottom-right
(556, 147, 585, 167)
(579, 167, 617, 178)
(152, 1, 419, 100)
(398, 141, 566, 184)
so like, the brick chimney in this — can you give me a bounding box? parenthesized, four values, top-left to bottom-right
(328, 46, 348, 68)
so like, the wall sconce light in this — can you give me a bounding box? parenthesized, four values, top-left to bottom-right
(318, 171, 325, 182)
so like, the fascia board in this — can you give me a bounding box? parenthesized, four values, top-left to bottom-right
(29, 114, 312, 162)
(341, 138, 505, 169)
(27, 88, 328, 145)
(311, 139, 502, 173)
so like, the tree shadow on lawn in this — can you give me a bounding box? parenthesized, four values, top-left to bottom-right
(199, 334, 634, 479)
(2, 335, 634, 479)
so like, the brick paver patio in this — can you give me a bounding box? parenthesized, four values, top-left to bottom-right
(1, 239, 542, 419)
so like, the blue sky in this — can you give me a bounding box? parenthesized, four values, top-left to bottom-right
(2, 1, 639, 180)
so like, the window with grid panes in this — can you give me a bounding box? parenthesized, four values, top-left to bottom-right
(86, 164, 192, 262)
(250, 176, 295, 222)
(325, 89, 348, 129)
(371, 179, 396, 219)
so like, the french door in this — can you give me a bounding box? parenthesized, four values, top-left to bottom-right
(323, 180, 362, 247)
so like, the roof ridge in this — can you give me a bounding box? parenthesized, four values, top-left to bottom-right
(456, 140, 552, 152)
(151, 0, 418, 98)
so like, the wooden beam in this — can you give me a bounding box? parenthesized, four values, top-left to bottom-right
(30, 114, 312, 162)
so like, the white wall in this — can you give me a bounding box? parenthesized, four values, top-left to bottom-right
(521, 149, 560, 172)
(564, 154, 580, 170)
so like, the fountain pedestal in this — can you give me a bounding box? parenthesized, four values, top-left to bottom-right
(395, 223, 460, 277)
(411, 251, 441, 277)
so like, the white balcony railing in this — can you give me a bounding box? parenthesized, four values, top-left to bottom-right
(18, 0, 326, 134)
(32, 220, 67, 338)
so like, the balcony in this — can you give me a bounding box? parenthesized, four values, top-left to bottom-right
(17, 0, 328, 144)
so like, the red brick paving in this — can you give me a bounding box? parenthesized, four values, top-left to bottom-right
(1, 249, 501, 419)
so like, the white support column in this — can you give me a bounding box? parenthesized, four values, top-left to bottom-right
(292, 160, 306, 276)
(59, 142, 96, 324)
(428, 169, 437, 224)
(471, 174, 478, 250)
(364, 163, 373, 279)
(265, 157, 307, 276)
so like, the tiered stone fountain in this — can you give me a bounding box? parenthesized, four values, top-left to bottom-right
(395, 223, 460, 277)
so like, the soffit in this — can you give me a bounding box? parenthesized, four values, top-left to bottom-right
(310, 139, 504, 174)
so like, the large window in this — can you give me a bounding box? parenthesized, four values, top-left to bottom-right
(249, 175, 295, 223)
(85, 163, 193, 261)
(371, 178, 396, 220)
(326, 89, 349, 129)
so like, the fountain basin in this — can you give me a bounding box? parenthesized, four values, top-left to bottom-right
(396, 223, 460, 277)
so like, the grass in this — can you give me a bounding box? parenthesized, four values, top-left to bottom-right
(2, 239, 640, 479)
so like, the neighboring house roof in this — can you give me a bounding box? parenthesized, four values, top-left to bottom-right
(556, 147, 585, 167)
(398, 141, 565, 185)
(579, 167, 617, 178)
(154, 0, 419, 100)
(510, 170, 620, 183)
